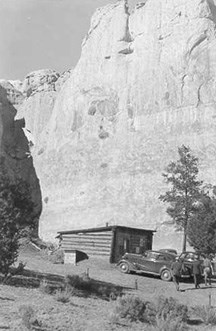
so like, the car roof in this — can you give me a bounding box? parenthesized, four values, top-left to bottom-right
(146, 250, 175, 256)
(159, 248, 177, 253)
(159, 248, 177, 251)
(180, 251, 200, 254)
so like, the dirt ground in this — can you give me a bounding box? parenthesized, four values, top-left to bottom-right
(1, 247, 216, 330)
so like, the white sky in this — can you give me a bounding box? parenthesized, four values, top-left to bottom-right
(0, 0, 139, 80)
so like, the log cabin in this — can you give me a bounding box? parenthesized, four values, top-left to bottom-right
(57, 225, 155, 263)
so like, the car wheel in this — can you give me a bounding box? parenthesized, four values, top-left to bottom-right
(160, 269, 172, 281)
(119, 262, 130, 274)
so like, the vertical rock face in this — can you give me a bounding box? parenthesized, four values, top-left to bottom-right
(15, 0, 216, 249)
(0, 86, 42, 228)
(16, 69, 67, 148)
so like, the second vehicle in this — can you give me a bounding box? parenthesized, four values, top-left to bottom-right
(117, 250, 176, 281)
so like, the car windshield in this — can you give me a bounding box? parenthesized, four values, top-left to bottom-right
(144, 252, 158, 260)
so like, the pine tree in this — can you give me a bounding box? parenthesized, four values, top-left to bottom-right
(0, 158, 34, 276)
(187, 188, 216, 254)
(159, 145, 202, 252)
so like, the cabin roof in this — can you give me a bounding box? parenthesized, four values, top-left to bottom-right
(56, 225, 156, 237)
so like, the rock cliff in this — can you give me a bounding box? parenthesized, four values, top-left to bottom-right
(0, 85, 42, 229)
(0, 68, 71, 235)
(12, 0, 216, 249)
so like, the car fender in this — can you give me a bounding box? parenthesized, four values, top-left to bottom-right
(117, 259, 138, 271)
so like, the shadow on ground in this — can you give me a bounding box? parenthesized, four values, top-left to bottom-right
(0, 267, 133, 301)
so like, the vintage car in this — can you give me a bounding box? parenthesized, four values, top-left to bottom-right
(117, 250, 176, 281)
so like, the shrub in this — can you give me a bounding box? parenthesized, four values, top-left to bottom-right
(19, 305, 35, 329)
(65, 274, 89, 290)
(19, 304, 45, 330)
(114, 295, 147, 322)
(39, 279, 53, 294)
(16, 261, 27, 274)
(55, 289, 71, 303)
(192, 305, 216, 325)
(156, 296, 189, 323)
(145, 296, 190, 331)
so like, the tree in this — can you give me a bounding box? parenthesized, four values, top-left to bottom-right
(0, 159, 34, 276)
(187, 187, 216, 254)
(159, 145, 203, 252)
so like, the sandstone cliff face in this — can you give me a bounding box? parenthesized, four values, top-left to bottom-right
(16, 69, 69, 148)
(18, 0, 216, 249)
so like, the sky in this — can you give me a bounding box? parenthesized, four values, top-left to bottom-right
(0, 0, 139, 80)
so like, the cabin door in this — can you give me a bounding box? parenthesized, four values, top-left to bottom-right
(123, 238, 130, 253)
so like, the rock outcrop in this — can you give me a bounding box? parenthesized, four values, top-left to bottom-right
(0, 80, 24, 105)
(12, 0, 216, 250)
(21, 69, 60, 97)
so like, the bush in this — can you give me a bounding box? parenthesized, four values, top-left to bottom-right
(65, 274, 89, 290)
(55, 289, 71, 303)
(192, 305, 216, 325)
(145, 296, 190, 331)
(114, 295, 148, 322)
(39, 279, 53, 294)
(156, 296, 189, 323)
(19, 305, 35, 329)
(19, 304, 45, 330)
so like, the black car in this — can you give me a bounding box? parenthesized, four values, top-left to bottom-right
(178, 251, 204, 276)
(117, 250, 176, 281)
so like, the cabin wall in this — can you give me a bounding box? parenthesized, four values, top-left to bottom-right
(61, 231, 113, 260)
(113, 228, 153, 263)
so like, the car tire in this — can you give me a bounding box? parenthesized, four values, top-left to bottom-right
(119, 262, 130, 274)
(160, 269, 172, 281)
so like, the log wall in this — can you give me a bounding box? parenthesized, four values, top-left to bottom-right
(61, 231, 113, 258)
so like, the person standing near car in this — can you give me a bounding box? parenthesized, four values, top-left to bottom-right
(192, 255, 203, 289)
(171, 257, 183, 291)
(203, 255, 213, 286)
